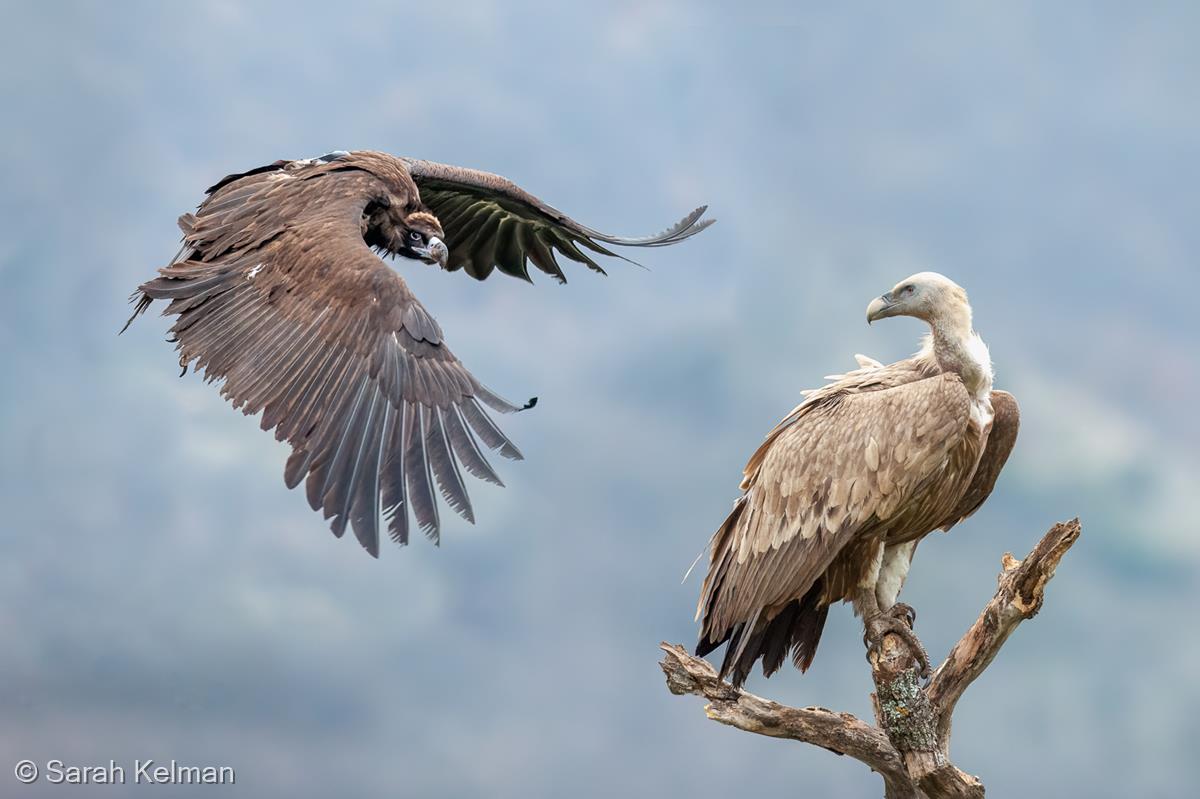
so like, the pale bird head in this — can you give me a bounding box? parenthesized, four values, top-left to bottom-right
(866, 271, 970, 326)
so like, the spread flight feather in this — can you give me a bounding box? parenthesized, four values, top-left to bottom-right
(125, 150, 712, 556)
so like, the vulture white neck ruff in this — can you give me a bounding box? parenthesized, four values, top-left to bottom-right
(922, 326, 995, 424)
(963, 331, 995, 429)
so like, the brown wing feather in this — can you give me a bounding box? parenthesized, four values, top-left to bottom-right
(130, 162, 523, 556)
(697, 373, 972, 679)
(939, 389, 1019, 529)
(402, 158, 713, 282)
(739, 355, 938, 486)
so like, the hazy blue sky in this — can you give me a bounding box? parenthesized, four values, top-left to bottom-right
(1, 2, 1197, 797)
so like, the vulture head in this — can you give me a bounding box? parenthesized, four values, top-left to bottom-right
(395, 209, 448, 268)
(363, 200, 449, 268)
(866, 271, 971, 327)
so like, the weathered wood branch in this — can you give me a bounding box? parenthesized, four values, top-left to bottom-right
(926, 517, 1082, 755)
(659, 643, 911, 790)
(660, 518, 1081, 798)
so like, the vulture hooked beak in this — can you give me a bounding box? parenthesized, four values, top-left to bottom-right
(414, 237, 449, 269)
(866, 292, 900, 324)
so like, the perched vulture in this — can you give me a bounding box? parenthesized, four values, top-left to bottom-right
(695, 272, 1018, 686)
(125, 150, 712, 556)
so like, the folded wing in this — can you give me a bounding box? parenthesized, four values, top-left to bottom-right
(697, 374, 972, 676)
(940, 390, 1019, 529)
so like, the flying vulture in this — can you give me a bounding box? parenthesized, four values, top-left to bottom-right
(125, 150, 712, 556)
(695, 272, 1018, 686)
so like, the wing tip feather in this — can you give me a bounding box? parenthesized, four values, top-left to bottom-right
(580, 204, 715, 248)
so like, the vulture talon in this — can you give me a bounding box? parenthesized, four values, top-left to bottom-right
(887, 602, 916, 629)
(864, 612, 932, 679)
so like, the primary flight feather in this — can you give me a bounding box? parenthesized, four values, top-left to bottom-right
(695, 273, 1018, 686)
(125, 150, 713, 557)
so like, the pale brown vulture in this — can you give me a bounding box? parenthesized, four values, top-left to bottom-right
(125, 150, 712, 556)
(695, 272, 1018, 686)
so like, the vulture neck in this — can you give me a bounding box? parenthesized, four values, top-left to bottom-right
(924, 305, 993, 400)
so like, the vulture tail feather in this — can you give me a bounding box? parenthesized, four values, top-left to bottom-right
(704, 583, 830, 688)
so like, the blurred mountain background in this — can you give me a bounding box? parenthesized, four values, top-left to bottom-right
(1, 2, 1196, 796)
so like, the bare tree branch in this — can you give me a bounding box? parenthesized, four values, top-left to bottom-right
(658, 643, 912, 792)
(660, 518, 1081, 798)
(926, 517, 1082, 754)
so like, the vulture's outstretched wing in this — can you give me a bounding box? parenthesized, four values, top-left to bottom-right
(402, 158, 714, 282)
(129, 164, 527, 556)
(697, 374, 972, 677)
(940, 390, 1019, 528)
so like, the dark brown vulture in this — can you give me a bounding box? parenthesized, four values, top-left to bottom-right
(125, 150, 712, 556)
(695, 272, 1019, 686)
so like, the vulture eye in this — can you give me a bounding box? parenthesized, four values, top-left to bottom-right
(901, 284, 915, 296)
(407, 230, 423, 244)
